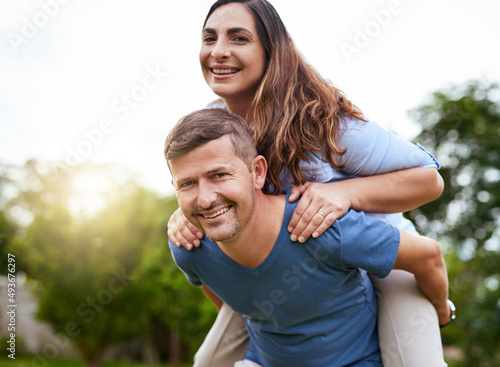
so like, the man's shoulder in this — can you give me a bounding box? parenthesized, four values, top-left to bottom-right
(169, 238, 214, 261)
(328, 210, 398, 244)
(337, 209, 387, 228)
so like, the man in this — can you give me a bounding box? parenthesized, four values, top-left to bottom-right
(164, 108, 452, 367)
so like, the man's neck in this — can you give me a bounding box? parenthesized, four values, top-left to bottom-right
(216, 193, 286, 269)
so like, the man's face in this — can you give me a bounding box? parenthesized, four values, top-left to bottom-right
(169, 135, 257, 244)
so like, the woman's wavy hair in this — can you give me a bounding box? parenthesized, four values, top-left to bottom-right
(204, 0, 366, 194)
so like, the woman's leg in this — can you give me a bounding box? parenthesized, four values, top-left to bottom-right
(370, 270, 447, 367)
(193, 303, 250, 367)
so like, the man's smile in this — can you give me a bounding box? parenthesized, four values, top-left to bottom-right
(201, 206, 231, 219)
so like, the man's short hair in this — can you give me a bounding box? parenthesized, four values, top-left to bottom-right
(164, 108, 258, 170)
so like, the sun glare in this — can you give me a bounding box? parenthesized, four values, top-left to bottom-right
(67, 170, 112, 216)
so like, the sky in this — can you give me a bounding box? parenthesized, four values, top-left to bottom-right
(1, 0, 499, 197)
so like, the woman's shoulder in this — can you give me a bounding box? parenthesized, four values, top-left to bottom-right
(339, 115, 380, 132)
(338, 115, 389, 148)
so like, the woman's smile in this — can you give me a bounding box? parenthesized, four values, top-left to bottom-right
(200, 3, 267, 111)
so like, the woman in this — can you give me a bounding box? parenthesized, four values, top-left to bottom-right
(168, 1, 450, 366)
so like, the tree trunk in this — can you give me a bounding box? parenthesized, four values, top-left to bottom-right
(84, 356, 102, 367)
(168, 330, 182, 365)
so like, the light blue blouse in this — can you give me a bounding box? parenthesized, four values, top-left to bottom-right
(278, 116, 440, 233)
(205, 101, 440, 233)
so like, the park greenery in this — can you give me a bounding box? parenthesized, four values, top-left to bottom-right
(0, 163, 216, 366)
(407, 79, 500, 366)
(0, 79, 499, 366)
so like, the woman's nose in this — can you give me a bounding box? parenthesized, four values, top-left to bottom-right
(211, 38, 231, 60)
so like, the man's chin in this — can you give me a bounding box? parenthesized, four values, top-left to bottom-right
(202, 226, 237, 243)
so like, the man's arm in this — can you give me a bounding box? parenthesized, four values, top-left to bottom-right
(201, 285, 223, 311)
(393, 230, 450, 325)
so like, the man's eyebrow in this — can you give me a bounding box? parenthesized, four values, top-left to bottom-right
(202, 27, 253, 35)
(206, 166, 229, 175)
(174, 166, 229, 185)
(173, 174, 195, 186)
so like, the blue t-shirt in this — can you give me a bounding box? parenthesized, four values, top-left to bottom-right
(169, 191, 400, 366)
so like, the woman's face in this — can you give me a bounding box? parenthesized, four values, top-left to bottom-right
(200, 3, 267, 107)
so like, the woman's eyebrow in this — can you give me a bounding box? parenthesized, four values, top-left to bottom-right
(227, 27, 252, 35)
(202, 27, 252, 35)
(202, 27, 216, 35)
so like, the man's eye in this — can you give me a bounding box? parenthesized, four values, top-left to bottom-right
(179, 181, 194, 189)
(214, 173, 227, 178)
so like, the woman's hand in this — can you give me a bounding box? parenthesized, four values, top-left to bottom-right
(167, 208, 204, 250)
(287, 168, 444, 243)
(288, 182, 352, 243)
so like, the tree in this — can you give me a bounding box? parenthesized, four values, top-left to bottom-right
(407, 80, 500, 366)
(0, 209, 17, 275)
(2, 160, 218, 365)
(135, 214, 218, 363)
(4, 161, 160, 366)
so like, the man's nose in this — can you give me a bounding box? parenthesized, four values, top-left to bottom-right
(197, 181, 218, 209)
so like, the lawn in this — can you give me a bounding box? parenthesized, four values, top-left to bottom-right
(1, 356, 463, 367)
(0, 356, 190, 367)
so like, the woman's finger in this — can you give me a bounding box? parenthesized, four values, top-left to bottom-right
(288, 195, 313, 240)
(167, 208, 203, 250)
(288, 183, 309, 203)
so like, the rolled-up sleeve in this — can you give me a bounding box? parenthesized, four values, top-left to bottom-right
(337, 118, 440, 177)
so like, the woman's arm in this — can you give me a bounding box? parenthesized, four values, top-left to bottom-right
(287, 118, 444, 242)
(168, 207, 203, 250)
(201, 285, 223, 311)
(288, 167, 443, 242)
(341, 167, 444, 213)
(394, 229, 450, 325)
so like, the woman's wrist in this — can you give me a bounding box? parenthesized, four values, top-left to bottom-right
(439, 299, 456, 328)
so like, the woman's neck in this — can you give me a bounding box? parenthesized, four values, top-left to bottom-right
(224, 98, 251, 121)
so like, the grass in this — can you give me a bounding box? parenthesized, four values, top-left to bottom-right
(2, 355, 466, 367)
(0, 356, 190, 367)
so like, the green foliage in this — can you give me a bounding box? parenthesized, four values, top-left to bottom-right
(0, 160, 217, 365)
(408, 80, 500, 366)
(135, 198, 218, 359)
(5, 162, 156, 365)
(0, 356, 191, 367)
(0, 209, 17, 275)
(1, 335, 28, 356)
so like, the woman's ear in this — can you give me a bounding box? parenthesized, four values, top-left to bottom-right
(252, 155, 267, 190)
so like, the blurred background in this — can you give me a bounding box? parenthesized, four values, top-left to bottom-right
(0, 0, 499, 366)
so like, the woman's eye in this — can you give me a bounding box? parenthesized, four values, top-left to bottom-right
(233, 36, 247, 42)
(203, 36, 216, 43)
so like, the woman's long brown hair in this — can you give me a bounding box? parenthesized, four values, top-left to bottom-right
(205, 0, 366, 194)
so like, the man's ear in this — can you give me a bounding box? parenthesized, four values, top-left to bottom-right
(252, 155, 267, 190)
